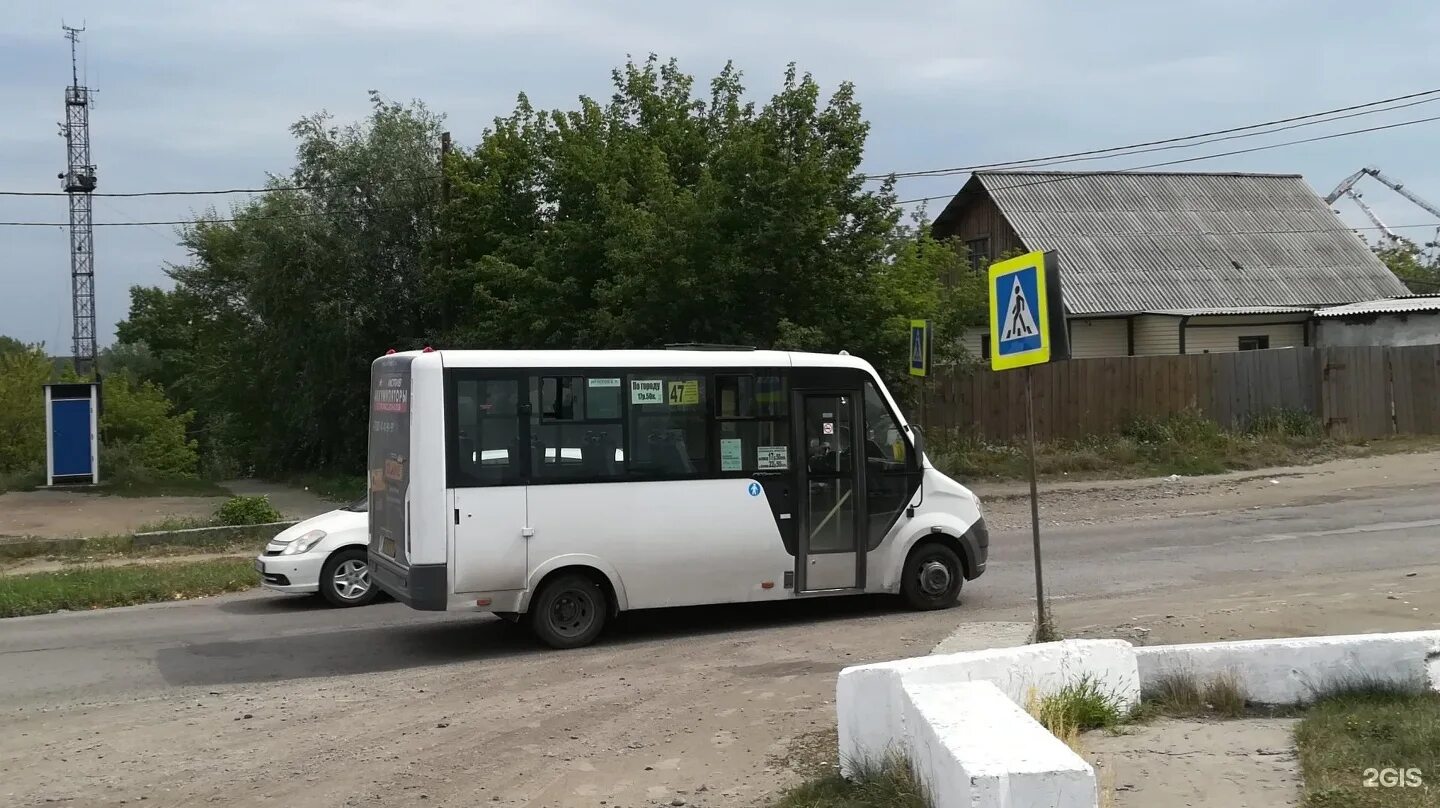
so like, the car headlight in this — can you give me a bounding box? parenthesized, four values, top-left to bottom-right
(281, 529, 327, 555)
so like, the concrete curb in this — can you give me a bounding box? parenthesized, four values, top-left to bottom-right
(838, 629, 1440, 808)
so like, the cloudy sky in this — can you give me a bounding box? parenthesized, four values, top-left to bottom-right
(3, 1, 1439, 349)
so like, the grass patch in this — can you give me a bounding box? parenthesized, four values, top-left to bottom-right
(0, 523, 284, 565)
(928, 409, 1440, 482)
(0, 558, 258, 617)
(1142, 671, 1249, 718)
(97, 474, 230, 498)
(1028, 675, 1128, 739)
(1032, 601, 1063, 643)
(136, 515, 216, 532)
(0, 466, 43, 494)
(771, 752, 928, 808)
(1296, 690, 1440, 807)
(286, 472, 366, 503)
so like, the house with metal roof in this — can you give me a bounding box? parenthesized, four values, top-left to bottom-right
(1314, 294, 1440, 347)
(932, 170, 1411, 358)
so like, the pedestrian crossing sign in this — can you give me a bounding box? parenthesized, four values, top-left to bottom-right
(988, 251, 1060, 370)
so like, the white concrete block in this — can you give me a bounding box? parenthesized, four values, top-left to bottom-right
(901, 681, 1094, 808)
(1136, 630, 1440, 705)
(838, 639, 1138, 777)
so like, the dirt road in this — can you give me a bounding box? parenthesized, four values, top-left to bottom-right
(2, 452, 1439, 807)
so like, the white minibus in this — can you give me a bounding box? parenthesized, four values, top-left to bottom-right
(368, 347, 988, 648)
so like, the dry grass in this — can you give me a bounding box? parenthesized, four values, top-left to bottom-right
(771, 752, 929, 808)
(1142, 670, 1249, 718)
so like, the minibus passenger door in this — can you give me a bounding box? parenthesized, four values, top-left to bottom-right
(793, 390, 866, 592)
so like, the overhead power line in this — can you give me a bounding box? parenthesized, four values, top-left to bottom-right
(0, 205, 419, 228)
(3, 94, 1440, 227)
(0, 174, 441, 199)
(894, 113, 1440, 206)
(868, 86, 1440, 181)
(1, 88, 1438, 200)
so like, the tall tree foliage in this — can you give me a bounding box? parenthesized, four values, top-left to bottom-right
(0, 342, 52, 474)
(432, 58, 961, 366)
(118, 94, 444, 474)
(118, 61, 979, 475)
(1376, 241, 1440, 294)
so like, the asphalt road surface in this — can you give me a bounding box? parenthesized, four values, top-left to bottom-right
(2, 452, 1438, 806)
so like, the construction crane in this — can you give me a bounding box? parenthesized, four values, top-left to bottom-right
(1343, 189, 1400, 245)
(1325, 166, 1440, 252)
(1364, 165, 1440, 221)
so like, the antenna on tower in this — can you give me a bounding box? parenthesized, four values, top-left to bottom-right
(59, 23, 98, 378)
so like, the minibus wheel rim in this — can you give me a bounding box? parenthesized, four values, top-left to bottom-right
(549, 588, 596, 637)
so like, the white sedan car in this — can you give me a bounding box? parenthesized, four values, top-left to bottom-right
(254, 498, 376, 607)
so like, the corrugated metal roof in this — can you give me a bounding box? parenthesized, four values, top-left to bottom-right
(970, 171, 1410, 316)
(1147, 305, 1314, 317)
(1314, 295, 1440, 317)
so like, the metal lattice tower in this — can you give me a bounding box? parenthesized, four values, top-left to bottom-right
(60, 25, 97, 377)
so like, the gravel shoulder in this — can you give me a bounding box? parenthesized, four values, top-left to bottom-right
(1087, 718, 1301, 808)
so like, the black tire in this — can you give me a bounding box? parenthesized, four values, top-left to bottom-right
(529, 573, 608, 649)
(318, 547, 380, 608)
(900, 542, 964, 611)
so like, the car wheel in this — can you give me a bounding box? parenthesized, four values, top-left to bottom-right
(319, 547, 379, 608)
(900, 541, 964, 611)
(529, 573, 608, 649)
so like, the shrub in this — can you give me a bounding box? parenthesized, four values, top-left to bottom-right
(1246, 407, 1322, 439)
(100, 375, 199, 477)
(214, 495, 283, 526)
(0, 346, 52, 474)
(1032, 675, 1127, 733)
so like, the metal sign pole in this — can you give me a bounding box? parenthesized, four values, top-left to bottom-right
(1025, 364, 1048, 634)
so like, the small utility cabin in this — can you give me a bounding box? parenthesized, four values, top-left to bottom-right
(931, 171, 1411, 358)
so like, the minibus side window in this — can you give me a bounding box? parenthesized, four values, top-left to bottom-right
(627, 374, 708, 478)
(449, 376, 522, 487)
(530, 375, 626, 482)
(714, 374, 788, 473)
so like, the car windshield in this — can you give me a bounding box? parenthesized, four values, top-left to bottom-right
(342, 496, 368, 512)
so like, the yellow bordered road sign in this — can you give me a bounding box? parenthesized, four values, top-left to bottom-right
(988, 251, 1053, 371)
(909, 319, 930, 377)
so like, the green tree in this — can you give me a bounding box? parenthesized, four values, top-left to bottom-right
(117, 60, 982, 475)
(435, 56, 972, 377)
(99, 375, 199, 478)
(117, 93, 444, 473)
(0, 345, 52, 473)
(1376, 242, 1440, 294)
(0, 335, 33, 356)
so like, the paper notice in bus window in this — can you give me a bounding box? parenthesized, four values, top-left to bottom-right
(588, 377, 621, 388)
(757, 446, 789, 470)
(631, 380, 663, 404)
(667, 380, 700, 406)
(720, 438, 743, 471)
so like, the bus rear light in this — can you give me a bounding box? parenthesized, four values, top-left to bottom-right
(761, 581, 775, 589)
(476, 598, 492, 607)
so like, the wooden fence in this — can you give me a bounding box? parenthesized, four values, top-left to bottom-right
(919, 344, 1440, 442)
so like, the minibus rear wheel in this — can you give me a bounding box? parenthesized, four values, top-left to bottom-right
(530, 572, 609, 649)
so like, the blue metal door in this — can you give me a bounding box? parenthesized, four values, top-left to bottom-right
(51, 398, 93, 476)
